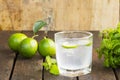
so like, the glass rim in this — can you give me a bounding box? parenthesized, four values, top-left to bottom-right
(55, 31, 93, 39)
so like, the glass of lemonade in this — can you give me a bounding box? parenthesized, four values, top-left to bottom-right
(54, 31, 93, 77)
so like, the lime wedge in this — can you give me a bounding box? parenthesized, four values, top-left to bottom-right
(78, 40, 92, 46)
(85, 41, 92, 46)
(62, 42, 79, 49)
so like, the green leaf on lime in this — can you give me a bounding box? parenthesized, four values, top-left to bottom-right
(33, 20, 47, 34)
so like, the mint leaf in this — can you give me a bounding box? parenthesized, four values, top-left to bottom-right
(33, 20, 47, 34)
(49, 64, 59, 75)
(46, 56, 52, 68)
(51, 59, 57, 64)
(43, 62, 49, 70)
(42, 56, 60, 75)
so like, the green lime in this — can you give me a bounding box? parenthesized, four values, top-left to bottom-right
(8, 33, 27, 51)
(19, 38, 38, 58)
(62, 42, 79, 49)
(38, 37, 56, 57)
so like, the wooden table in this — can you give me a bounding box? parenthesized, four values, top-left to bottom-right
(0, 31, 119, 80)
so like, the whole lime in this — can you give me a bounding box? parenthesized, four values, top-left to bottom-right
(38, 37, 56, 57)
(8, 33, 27, 51)
(19, 38, 38, 58)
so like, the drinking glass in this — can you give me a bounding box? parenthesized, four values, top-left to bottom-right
(54, 31, 93, 77)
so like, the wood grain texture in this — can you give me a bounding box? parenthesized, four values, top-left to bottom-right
(0, 0, 119, 30)
(54, 0, 93, 30)
(0, 0, 12, 30)
(44, 71, 77, 80)
(11, 31, 43, 80)
(0, 31, 16, 80)
(91, 0, 119, 30)
(11, 54, 43, 80)
(114, 68, 120, 80)
(20, 0, 43, 30)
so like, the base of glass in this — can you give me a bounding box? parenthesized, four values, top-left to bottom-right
(59, 66, 91, 77)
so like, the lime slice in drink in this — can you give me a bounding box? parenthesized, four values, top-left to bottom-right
(85, 41, 92, 46)
(79, 40, 92, 46)
(62, 42, 79, 49)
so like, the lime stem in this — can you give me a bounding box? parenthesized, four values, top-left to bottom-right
(32, 35, 39, 39)
(44, 31, 48, 38)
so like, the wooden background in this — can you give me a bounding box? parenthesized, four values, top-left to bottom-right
(0, 0, 119, 31)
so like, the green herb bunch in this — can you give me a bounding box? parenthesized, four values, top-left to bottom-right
(97, 23, 120, 68)
(43, 56, 59, 75)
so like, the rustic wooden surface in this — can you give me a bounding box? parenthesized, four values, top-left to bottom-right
(0, 31, 16, 80)
(11, 53, 43, 80)
(44, 71, 77, 80)
(115, 68, 120, 80)
(0, 31, 119, 80)
(0, 0, 119, 31)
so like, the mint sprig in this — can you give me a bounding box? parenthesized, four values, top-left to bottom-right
(43, 56, 59, 75)
(49, 64, 59, 75)
(97, 22, 120, 68)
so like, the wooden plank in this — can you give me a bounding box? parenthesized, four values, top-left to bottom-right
(11, 31, 43, 80)
(0, 0, 12, 30)
(20, 0, 43, 30)
(114, 68, 120, 80)
(11, 55, 43, 80)
(44, 71, 77, 80)
(91, 0, 119, 30)
(54, 0, 119, 30)
(0, 31, 16, 80)
(54, 0, 93, 30)
(6, 0, 21, 30)
(78, 31, 116, 80)
(1, 0, 21, 30)
(0, 0, 119, 31)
